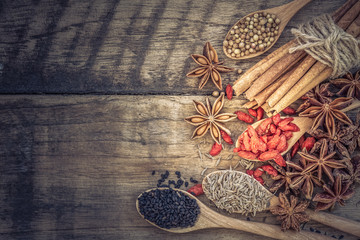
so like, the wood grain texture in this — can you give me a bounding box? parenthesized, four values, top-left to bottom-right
(0, 95, 359, 240)
(0, 0, 347, 94)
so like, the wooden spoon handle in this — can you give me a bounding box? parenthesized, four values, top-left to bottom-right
(305, 209, 360, 237)
(275, 0, 313, 24)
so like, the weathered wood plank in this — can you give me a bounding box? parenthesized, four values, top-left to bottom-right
(0, 0, 347, 94)
(0, 95, 359, 239)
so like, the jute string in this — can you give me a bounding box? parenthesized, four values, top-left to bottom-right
(289, 14, 360, 78)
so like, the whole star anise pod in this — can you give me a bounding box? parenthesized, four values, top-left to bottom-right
(299, 139, 346, 183)
(346, 111, 360, 154)
(334, 155, 360, 186)
(310, 123, 354, 158)
(313, 175, 354, 211)
(331, 71, 360, 99)
(186, 42, 233, 90)
(297, 83, 333, 113)
(298, 97, 353, 136)
(185, 92, 237, 143)
(287, 156, 322, 199)
(269, 192, 310, 231)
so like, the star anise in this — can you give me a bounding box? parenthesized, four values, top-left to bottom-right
(298, 96, 353, 136)
(346, 111, 360, 154)
(334, 155, 360, 186)
(299, 139, 346, 183)
(185, 92, 237, 143)
(186, 42, 233, 90)
(310, 123, 354, 158)
(269, 192, 310, 231)
(313, 175, 354, 211)
(287, 156, 322, 200)
(331, 71, 360, 99)
(297, 83, 333, 113)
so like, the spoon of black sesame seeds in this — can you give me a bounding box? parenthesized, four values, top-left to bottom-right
(223, 0, 312, 60)
(136, 187, 332, 239)
(203, 170, 360, 237)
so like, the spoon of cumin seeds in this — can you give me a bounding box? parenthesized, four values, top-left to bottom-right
(224, 0, 312, 60)
(203, 170, 360, 237)
(136, 187, 331, 239)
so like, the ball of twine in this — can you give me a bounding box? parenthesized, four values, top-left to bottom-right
(289, 14, 360, 78)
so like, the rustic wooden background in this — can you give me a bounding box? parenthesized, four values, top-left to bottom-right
(0, 0, 359, 239)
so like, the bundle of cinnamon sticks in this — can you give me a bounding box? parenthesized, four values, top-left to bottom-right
(233, 0, 360, 116)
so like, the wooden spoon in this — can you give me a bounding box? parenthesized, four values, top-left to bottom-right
(223, 0, 312, 60)
(235, 99, 360, 161)
(136, 188, 332, 239)
(203, 170, 360, 237)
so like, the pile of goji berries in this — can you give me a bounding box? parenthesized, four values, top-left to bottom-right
(234, 113, 300, 167)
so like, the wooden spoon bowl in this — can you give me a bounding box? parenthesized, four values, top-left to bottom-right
(223, 0, 312, 60)
(136, 187, 332, 239)
(203, 170, 360, 237)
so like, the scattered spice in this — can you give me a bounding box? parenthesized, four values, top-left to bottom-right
(269, 193, 310, 231)
(187, 184, 204, 196)
(330, 70, 360, 99)
(248, 108, 257, 117)
(224, 12, 281, 58)
(203, 170, 273, 215)
(221, 130, 233, 145)
(212, 90, 220, 97)
(187, 42, 233, 90)
(138, 188, 200, 229)
(313, 175, 354, 211)
(235, 110, 254, 123)
(257, 106, 264, 121)
(209, 142, 222, 156)
(237, 69, 243, 74)
(281, 106, 296, 115)
(226, 84, 234, 100)
(185, 92, 237, 143)
(301, 136, 316, 152)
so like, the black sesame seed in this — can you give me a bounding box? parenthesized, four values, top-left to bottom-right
(338, 235, 344, 239)
(185, 182, 189, 187)
(190, 177, 198, 183)
(152, 170, 156, 175)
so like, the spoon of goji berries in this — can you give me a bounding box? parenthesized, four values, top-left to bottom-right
(136, 187, 331, 239)
(234, 99, 360, 165)
(203, 170, 360, 237)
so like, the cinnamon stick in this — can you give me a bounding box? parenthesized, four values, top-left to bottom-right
(269, 0, 360, 114)
(253, 67, 296, 107)
(244, 50, 306, 100)
(346, 13, 360, 37)
(266, 55, 317, 107)
(232, 40, 297, 96)
(242, 100, 258, 109)
(332, 0, 358, 23)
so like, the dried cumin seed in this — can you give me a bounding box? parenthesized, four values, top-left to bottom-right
(215, 157, 221, 167)
(201, 167, 208, 176)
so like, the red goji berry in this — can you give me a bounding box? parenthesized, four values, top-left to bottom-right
(257, 107, 264, 121)
(254, 176, 265, 185)
(248, 108, 257, 118)
(253, 168, 264, 177)
(298, 135, 305, 146)
(259, 149, 279, 161)
(226, 84, 233, 100)
(246, 170, 254, 176)
(301, 137, 316, 151)
(274, 154, 286, 167)
(276, 135, 288, 153)
(233, 147, 240, 153)
(238, 151, 257, 160)
(247, 125, 258, 138)
(260, 135, 268, 144)
(209, 142, 222, 156)
(187, 184, 204, 196)
(257, 118, 272, 135)
(220, 130, 233, 145)
(269, 123, 277, 134)
(291, 141, 300, 157)
(275, 128, 282, 136)
(272, 113, 281, 126)
(283, 131, 293, 140)
(279, 122, 300, 132)
(267, 135, 280, 150)
(281, 106, 296, 115)
(243, 132, 251, 152)
(235, 111, 254, 123)
(278, 117, 294, 127)
(261, 165, 278, 177)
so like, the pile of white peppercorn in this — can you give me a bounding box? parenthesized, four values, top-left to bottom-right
(224, 12, 281, 58)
